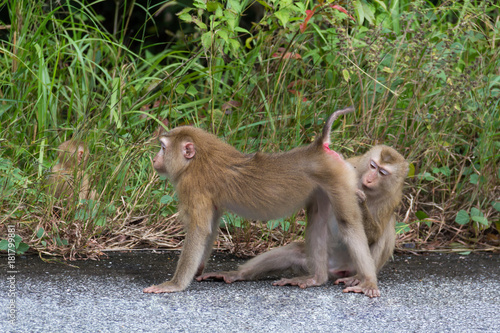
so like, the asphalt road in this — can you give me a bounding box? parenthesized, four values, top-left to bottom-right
(1, 251, 499, 332)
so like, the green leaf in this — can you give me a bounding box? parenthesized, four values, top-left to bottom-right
(269, 218, 286, 230)
(382, 66, 393, 74)
(408, 163, 415, 177)
(16, 242, 29, 254)
(469, 174, 479, 184)
(342, 69, 350, 82)
(267, 220, 279, 229)
(439, 166, 451, 177)
(274, 9, 290, 27)
(95, 217, 107, 227)
(471, 216, 489, 226)
(178, 13, 193, 24)
(234, 26, 250, 34)
(0, 239, 8, 250)
(224, 10, 237, 31)
(217, 29, 229, 43)
(395, 222, 410, 234)
(255, 0, 273, 11)
(207, 1, 222, 12)
(493, 202, 500, 212)
(415, 211, 428, 220)
(107, 204, 117, 214)
(160, 194, 174, 204)
(358, 1, 376, 25)
(55, 236, 65, 246)
(36, 227, 45, 238)
(470, 207, 482, 217)
(354, 0, 365, 25)
(201, 32, 212, 50)
(228, 39, 240, 52)
(14, 235, 22, 248)
(222, 214, 244, 228)
(245, 36, 254, 49)
(282, 221, 291, 231)
(176, 7, 192, 17)
(75, 208, 89, 220)
(176, 84, 186, 94)
(419, 172, 435, 181)
(228, 0, 243, 13)
(194, 0, 207, 10)
(193, 18, 207, 30)
(187, 85, 198, 96)
(372, 0, 388, 10)
(455, 210, 470, 225)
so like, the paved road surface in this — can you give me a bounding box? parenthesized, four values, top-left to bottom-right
(2, 251, 499, 332)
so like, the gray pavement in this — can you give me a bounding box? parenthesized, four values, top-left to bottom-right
(1, 251, 499, 332)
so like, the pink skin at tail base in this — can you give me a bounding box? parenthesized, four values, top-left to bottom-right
(323, 143, 343, 161)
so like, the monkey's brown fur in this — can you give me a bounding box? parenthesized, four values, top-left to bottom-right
(145, 107, 380, 297)
(197, 145, 408, 296)
(47, 139, 95, 201)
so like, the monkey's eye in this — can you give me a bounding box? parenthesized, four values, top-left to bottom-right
(379, 169, 389, 176)
(370, 160, 377, 169)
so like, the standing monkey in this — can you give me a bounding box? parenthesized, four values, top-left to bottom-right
(47, 139, 95, 201)
(197, 145, 408, 296)
(145, 107, 380, 297)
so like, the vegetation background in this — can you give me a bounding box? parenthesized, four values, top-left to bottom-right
(0, 0, 498, 259)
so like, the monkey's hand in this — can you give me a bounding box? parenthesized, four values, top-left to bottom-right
(355, 189, 366, 203)
(336, 277, 380, 297)
(143, 281, 186, 293)
(195, 271, 243, 284)
(272, 275, 326, 289)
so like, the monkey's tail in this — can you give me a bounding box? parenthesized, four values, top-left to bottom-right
(320, 106, 355, 146)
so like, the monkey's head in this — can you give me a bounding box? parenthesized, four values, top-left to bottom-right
(57, 140, 89, 169)
(359, 145, 408, 196)
(153, 127, 196, 180)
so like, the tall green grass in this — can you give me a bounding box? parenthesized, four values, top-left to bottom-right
(0, 0, 498, 256)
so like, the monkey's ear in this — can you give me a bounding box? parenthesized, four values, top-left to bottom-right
(183, 142, 195, 159)
(77, 146, 85, 164)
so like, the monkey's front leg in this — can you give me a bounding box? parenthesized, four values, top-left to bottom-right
(143, 215, 213, 293)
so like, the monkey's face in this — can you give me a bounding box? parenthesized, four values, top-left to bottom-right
(360, 145, 408, 194)
(153, 137, 172, 177)
(361, 158, 390, 192)
(153, 136, 195, 179)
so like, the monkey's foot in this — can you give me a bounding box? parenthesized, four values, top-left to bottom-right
(273, 275, 325, 289)
(195, 271, 242, 284)
(334, 275, 361, 287)
(143, 281, 185, 293)
(341, 280, 380, 298)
